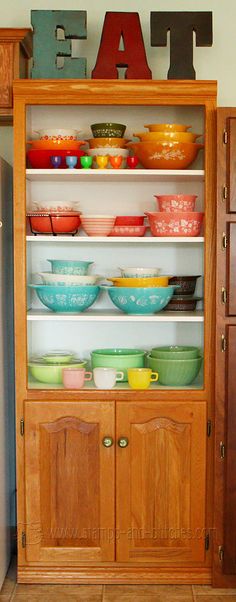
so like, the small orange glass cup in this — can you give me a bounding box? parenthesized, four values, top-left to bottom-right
(109, 155, 122, 169)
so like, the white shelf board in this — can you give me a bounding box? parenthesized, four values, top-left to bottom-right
(26, 235, 204, 244)
(28, 380, 203, 391)
(27, 309, 204, 322)
(26, 168, 205, 182)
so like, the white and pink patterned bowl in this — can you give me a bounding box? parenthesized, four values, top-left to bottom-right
(145, 212, 204, 237)
(110, 225, 147, 237)
(80, 214, 116, 237)
(154, 194, 197, 212)
(34, 129, 80, 141)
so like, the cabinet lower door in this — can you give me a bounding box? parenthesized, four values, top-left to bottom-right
(24, 401, 115, 563)
(116, 401, 206, 564)
(223, 326, 236, 573)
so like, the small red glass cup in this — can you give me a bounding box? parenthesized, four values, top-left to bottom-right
(126, 156, 139, 169)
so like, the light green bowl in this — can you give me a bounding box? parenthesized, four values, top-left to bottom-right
(147, 354, 202, 386)
(151, 345, 200, 360)
(28, 360, 86, 384)
(91, 348, 145, 381)
(42, 352, 75, 364)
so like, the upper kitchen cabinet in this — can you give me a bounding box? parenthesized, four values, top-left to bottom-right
(0, 29, 32, 125)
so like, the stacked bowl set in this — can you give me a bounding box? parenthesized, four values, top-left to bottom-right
(27, 124, 204, 389)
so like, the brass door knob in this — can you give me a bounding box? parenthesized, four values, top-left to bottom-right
(102, 436, 114, 448)
(0, 221, 2, 228)
(118, 437, 129, 448)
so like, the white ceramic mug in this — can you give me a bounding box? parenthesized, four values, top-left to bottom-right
(93, 367, 124, 389)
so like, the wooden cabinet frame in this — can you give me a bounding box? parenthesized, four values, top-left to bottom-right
(213, 109, 236, 587)
(0, 29, 32, 124)
(14, 80, 217, 584)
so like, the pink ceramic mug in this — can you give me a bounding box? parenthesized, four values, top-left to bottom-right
(62, 367, 92, 389)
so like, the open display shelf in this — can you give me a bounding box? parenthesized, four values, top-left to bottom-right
(14, 79, 216, 584)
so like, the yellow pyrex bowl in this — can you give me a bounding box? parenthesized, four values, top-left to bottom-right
(107, 276, 171, 288)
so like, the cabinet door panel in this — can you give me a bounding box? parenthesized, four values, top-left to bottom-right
(227, 223, 236, 315)
(227, 117, 236, 212)
(224, 326, 236, 573)
(25, 401, 115, 563)
(0, 44, 13, 107)
(116, 401, 206, 564)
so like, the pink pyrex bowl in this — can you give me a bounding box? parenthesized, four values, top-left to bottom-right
(154, 194, 197, 212)
(145, 212, 204, 237)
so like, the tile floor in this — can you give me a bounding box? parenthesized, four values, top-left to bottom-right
(1, 559, 236, 601)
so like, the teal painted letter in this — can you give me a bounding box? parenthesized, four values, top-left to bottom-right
(31, 10, 87, 79)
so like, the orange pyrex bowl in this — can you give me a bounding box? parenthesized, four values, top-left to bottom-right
(127, 142, 204, 170)
(107, 275, 171, 287)
(133, 131, 201, 143)
(144, 123, 191, 132)
(145, 211, 204, 237)
(87, 137, 129, 149)
(27, 139, 86, 151)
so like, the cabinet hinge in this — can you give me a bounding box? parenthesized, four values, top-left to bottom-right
(221, 334, 227, 352)
(221, 287, 227, 304)
(21, 531, 26, 548)
(222, 232, 228, 249)
(207, 420, 212, 437)
(205, 532, 210, 550)
(220, 441, 226, 459)
(223, 130, 228, 144)
(223, 185, 228, 200)
(218, 545, 224, 561)
(20, 419, 24, 436)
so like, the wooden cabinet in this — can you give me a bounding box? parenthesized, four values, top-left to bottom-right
(23, 399, 206, 568)
(214, 109, 236, 586)
(0, 29, 32, 124)
(24, 401, 115, 563)
(14, 80, 216, 584)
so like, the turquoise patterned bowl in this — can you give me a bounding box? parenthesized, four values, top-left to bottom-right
(103, 285, 176, 315)
(47, 259, 94, 275)
(28, 284, 101, 312)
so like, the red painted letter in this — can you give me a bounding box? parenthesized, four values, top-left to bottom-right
(92, 12, 152, 79)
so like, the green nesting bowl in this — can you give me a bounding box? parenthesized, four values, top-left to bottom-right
(91, 348, 145, 381)
(91, 122, 126, 138)
(42, 352, 75, 364)
(147, 354, 202, 386)
(151, 345, 200, 360)
(28, 360, 87, 384)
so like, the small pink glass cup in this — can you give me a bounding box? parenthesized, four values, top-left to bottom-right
(126, 156, 139, 169)
(62, 367, 92, 389)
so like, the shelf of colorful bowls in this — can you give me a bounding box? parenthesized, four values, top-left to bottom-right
(28, 378, 203, 391)
(27, 308, 204, 322)
(25, 168, 204, 182)
(26, 235, 205, 244)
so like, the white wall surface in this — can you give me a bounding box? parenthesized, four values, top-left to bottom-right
(0, 1, 236, 161)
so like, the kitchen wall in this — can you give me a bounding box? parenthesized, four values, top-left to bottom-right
(1, 0, 236, 164)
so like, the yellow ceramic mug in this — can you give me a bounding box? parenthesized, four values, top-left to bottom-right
(127, 368, 158, 390)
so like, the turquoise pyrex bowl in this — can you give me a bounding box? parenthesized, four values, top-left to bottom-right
(47, 259, 94, 275)
(91, 348, 145, 381)
(28, 284, 101, 312)
(147, 354, 202, 386)
(28, 359, 87, 384)
(103, 285, 177, 315)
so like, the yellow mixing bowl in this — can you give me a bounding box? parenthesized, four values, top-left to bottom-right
(107, 276, 171, 287)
